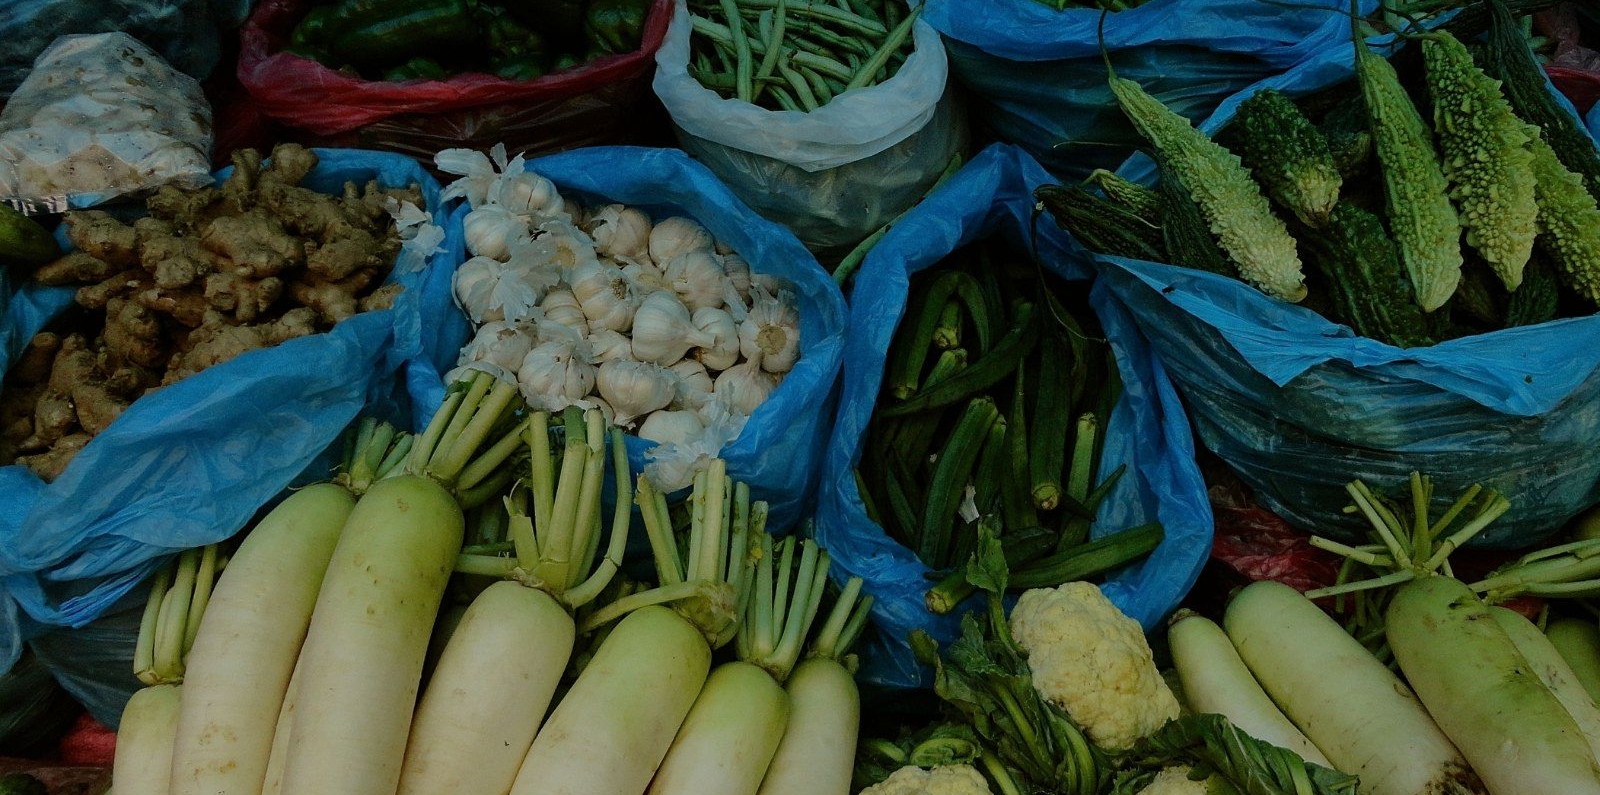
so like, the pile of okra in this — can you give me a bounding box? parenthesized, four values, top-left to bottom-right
(855, 244, 1164, 614)
(686, 0, 920, 112)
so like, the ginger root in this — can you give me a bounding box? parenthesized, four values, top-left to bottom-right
(34, 253, 119, 286)
(163, 308, 318, 385)
(202, 210, 306, 278)
(65, 211, 141, 268)
(17, 433, 92, 481)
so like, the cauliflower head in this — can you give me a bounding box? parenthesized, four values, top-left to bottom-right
(1136, 766, 1213, 795)
(1009, 581, 1179, 751)
(859, 764, 994, 795)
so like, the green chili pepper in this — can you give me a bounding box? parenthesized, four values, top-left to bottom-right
(290, 6, 338, 47)
(584, 0, 651, 55)
(510, 0, 586, 41)
(485, 12, 548, 61)
(382, 55, 450, 81)
(330, 0, 478, 68)
(491, 55, 549, 81)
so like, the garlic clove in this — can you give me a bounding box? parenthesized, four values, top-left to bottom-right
(722, 253, 753, 308)
(596, 359, 678, 429)
(631, 290, 716, 366)
(648, 216, 714, 265)
(664, 249, 729, 312)
(517, 336, 597, 411)
(587, 328, 634, 363)
(690, 307, 739, 372)
(714, 360, 781, 415)
(458, 319, 538, 372)
(668, 359, 715, 398)
(586, 204, 653, 266)
(738, 284, 801, 375)
(463, 204, 532, 261)
(623, 260, 671, 293)
(539, 288, 591, 337)
(569, 260, 641, 333)
(488, 164, 566, 219)
(637, 409, 706, 446)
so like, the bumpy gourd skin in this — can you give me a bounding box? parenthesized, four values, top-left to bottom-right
(1529, 135, 1600, 304)
(1422, 32, 1538, 291)
(1110, 76, 1308, 303)
(1301, 202, 1436, 348)
(1232, 89, 1343, 230)
(1358, 44, 1464, 312)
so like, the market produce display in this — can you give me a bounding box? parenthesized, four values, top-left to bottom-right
(285, 0, 652, 81)
(0, 144, 424, 480)
(15, 2, 1600, 795)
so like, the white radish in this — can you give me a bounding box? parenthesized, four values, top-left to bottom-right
(1489, 606, 1600, 761)
(259, 658, 302, 795)
(647, 662, 790, 795)
(169, 483, 355, 795)
(111, 684, 182, 795)
(1168, 611, 1329, 766)
(1224, 580, 1482, 795)
(1386, 576, 1600, 795)
(508, 604, 712, 795)
(1549, 618, 1600, 706)
(277, 474, 463, 795)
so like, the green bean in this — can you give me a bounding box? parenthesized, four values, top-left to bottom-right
(790, 50, 853, 82)
(770, 84, 802, 111)
(718, 0, 754, 101)
(754, 0, 787, 84)
(801, 66, 834, 104)
(778, 56, 819, 111)
(845, 4, 917, 90)
(846, 0, 882, 24)
(722, 0, 887, 36)
(883, 0, 901, 28)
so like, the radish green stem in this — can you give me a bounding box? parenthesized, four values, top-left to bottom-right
(183, 543, 219, 654)
(456, 554, 519, 577)
(527, 412, 555, 534)
(461, 541, 515, 555)
(1420, 495, 1509, 572)
(1309, 536, 1393, 567)
(410, 386, 467, 473)
(1347, 482, 1412, 570)
(564, 429, 633, 607)
(1306, 569, 1415, 600)
(639, 475, 684, 585)
(154, 548, 201, 682)
(133, 564, 172, 683)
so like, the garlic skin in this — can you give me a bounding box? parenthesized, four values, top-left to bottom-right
(668, 359, 715, 397)
(664, 249, 728, 312)
(714, 360, 781, 415)
(458, 320, 537, 372)
(739, 285, 801, 375)
(648, 216, 714, 264)
(638, 409, 705, 446)
(587, 204, 653, 265)
(569, 260, 640, 333)
(490, 168, 565, 219)
(631, 291, 716, 366)
(454, 255, 544, 324)
(519, 219, 599, 275)
(540, 288, 591, 337)
(517, 336, 597, 411)
(596, 359, 678, 428)
(463, 204, 531, 261)
(623, 260, 671, 293)
(587, 328, 634, 363)
(690, 307, 739, 371)
(436, 145, 503, 207)
(722, 253, 753, 306)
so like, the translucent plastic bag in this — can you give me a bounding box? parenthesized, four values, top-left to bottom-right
(0, 33, 212, 210)
(404, 146, 847, 532)
(0, 149, 464, 652)
(814, 144, 1212, 688)
(1091, 40, 1600, 548)
(238, 0, 673, 163)
(652, 0, 965, 259)
(922, 0, 1366, 179)
(0, 0, 250, 98)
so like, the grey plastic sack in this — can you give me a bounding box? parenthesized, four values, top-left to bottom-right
(652, 0, 966, 259)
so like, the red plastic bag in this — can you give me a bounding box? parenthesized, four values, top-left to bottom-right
(237, 0, 671, 161)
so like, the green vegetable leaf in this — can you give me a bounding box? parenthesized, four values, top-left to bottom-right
(1120, 714, 1360, 795)
(965, 522, 1010, 596)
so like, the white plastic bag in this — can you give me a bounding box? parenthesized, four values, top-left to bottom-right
(0, 33, 212, 211)
(652, 0, 965, 258)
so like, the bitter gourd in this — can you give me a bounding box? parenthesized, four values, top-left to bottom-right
(1504, 254, 1559, 327)
(1231, 89, 1343, 229)
(1529, 135, 1600, 304)
(1421, 31, 1538, 290)
(1110, 75, 1307, 302)
(1086, 169, 1163, 225)
(1452, 262, 1505, 328)
(1035, 184, 1165, 262)
(1157, 159, 1236, 278)
(1356, 42, 1464, 312)
(1300, 202, 1435, 348)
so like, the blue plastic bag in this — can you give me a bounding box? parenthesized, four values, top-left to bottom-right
(1092, 38, 1600, 548)
(921, 0, 1368, 179)
(405, 146, 847, 532)
(814, 144, 1212, 689)
(0, 149, 464, 712)
(1591, 100, 1600, 136)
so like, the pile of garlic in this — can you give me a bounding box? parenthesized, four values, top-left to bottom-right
(437, 146, 800, 487)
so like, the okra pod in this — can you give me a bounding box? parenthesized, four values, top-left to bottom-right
(919, 398, 1001, 568)
(888, 270, 966, 399)
(933, 300, 962, 349)
(1028, 335, 1074, 510)
(924, 525, 1058, 614)
(882, 302, 1040, 416)
(1011, 521, 1164, 589)
(1003, 365, 1040, 535)
(1067, 413, 1098, 504)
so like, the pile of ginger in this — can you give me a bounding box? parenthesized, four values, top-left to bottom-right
(0, 143, 421, 480)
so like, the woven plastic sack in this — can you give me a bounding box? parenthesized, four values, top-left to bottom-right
(0, 0, 250, 99)
(1092, 38, 1600, 548)
(405, 146, 847, 532)
(0, 149, 465, 706)
(922, 0, 1367, 180)
(814, 144, 1212, 689)
(652, 0, 966, 259)
(238, 0, 672, 163)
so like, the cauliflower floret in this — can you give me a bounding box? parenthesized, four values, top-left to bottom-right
(859, 764, 993, 795)
(1136, 766, 1212, 795)
(1009, 582, 1180, 751)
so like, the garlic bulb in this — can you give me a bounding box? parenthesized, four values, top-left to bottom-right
(435, 145, 503, 207)
(519, 219, 599, 275)
(714, 360, 781, 415)
(638, 410, 706, 446)
(587, 204, 653, 265)
(739, 285, 801, 375)
(458, 320, 537, 372)
(518, 336, 597, 411)
(752, 272, 791, 297)
(596, 359, 678, 428)
(648, 216, 714, 264)
(664, 249, 728, 312)
(690, 307, 739, 371)
(563, 198, 589, 228)
(540, 288, 590, 337)
(631, 291, 717, 366)
(463, 204, 531, 261)
(722, 253, 753, 306)
(669, 359, 714, 397)
(489, 168, 565, 219)
(569, 260, 640, 333)
(623, 260, 671, 293)
(454, 255, 544, 324)
(587, 328, 634, 363)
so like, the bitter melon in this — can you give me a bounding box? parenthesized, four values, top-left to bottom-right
(1231, 89, 1343, 229)
(1300, 202, 1435, 348)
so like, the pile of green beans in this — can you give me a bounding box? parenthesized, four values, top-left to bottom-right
(687, 0, 919, 111)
